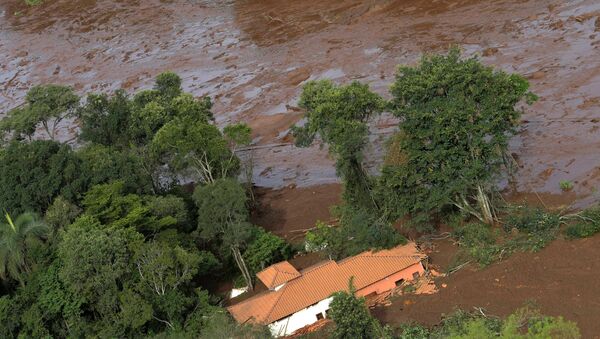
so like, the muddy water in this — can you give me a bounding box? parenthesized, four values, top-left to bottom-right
(2, 0, 600, 204)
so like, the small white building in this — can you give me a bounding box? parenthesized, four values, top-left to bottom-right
(227, 243, 426, 337)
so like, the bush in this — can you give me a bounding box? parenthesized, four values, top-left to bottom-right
(503, 206, 561, 251)
(565, 206, 600, 238)
(560, 180, 574, 191)
(452, 223, 500, 266)
(305, 206, 406, 260)
(244, 229, 292, 275)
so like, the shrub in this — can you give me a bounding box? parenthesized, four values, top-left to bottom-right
(560, 180, 574, 191)
(565, 206, 600, 238)
(503, 206, 561, 251)
(452, 223, 500, 266)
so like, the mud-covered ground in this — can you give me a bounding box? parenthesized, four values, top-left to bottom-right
(3, 0, 600, 335)
(2, 0, 600, 200)
(373, 236, 600, 338)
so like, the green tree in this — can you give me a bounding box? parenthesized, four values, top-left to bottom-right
(1, 85, 79, 141)
(0, 212, 48, 286)
(152, 117, 239, 185)
(154, 71, 183, 100)
(44, 196, 81, 231)
(243, 229, 291, 274)
(0, 140, 86, 214)
(379, 48, 537, 226)
(134, 240, 201, 297)
(81, 181, 177, 234)
(329, 278, 388, 339)
(193, 178, 254, 290)
(77, 144, 155, 194)
(500, 306, 580, 338)
(305, 207, 405, 260)
(198, 310, 272, 339)
(129, 101, 170, 146)
(171, 93, 213, 122)
(78, 90, 132, 147)
(291, 80, 385, 211)
(57, 215, 143, 326)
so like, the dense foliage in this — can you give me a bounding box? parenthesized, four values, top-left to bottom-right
(292, 80, 384, 211)
(397, 306, 580, 338)
(0, 73, 281, 338)
(293, 48, 536, 238)
(305, 207, 406, 260)
(378, 48, 537, 227)
(328, 278, 391, 339)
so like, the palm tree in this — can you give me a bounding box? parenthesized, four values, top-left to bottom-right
(0, 212, 48, 286)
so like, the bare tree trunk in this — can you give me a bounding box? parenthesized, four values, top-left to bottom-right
(453, 185, 496, 225)
(475, 185, 495, 225)
(231, 246, 253, 292)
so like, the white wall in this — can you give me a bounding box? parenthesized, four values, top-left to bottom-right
(268, 297, 333, 337)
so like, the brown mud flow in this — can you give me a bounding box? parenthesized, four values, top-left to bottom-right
(2, 0, 600, 199)
(373, 236, 600, 338)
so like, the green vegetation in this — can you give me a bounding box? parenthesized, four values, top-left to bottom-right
(0, 73, 280, 338)
(397, 306, 580, 338)
(25, 0, 43, 5)
(379, 48, 537, 227)
(450, 206, 562, 267)
(328, 278, 392, 339)
(564, 205, 600, 238)
(0, 85, 77, 141)
(560, 180, 574, 191)
(294, 48, 537, 243)
(305, 207, 406, 260)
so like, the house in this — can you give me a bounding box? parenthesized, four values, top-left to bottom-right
(227, 242, 427, 337)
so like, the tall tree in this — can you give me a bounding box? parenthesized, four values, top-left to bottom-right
(78, 90, 132, 147)
(152, 117, 239, 185)
(379, 48, 537, 226)
(0, 212, 48, 286)
(1, 85, 79, 141)
(291, 80, 384, 211)
(193, 178, 254, 291)
(0, 140, 86, 214)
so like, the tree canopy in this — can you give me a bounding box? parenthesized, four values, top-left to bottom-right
(377, 48, 536, 226)
(0, 85, 79, 141)
(0, 72, 280, 338)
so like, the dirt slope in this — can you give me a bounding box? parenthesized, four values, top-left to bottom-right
(373, 236, 600, 338)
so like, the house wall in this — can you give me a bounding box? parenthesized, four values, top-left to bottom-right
(267, 261, 425, 337)
(268, 297, 333, 337)
(357, 262, 425, 296)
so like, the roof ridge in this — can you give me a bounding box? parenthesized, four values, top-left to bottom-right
(274, 264, 298, 276)
(263, 285, 287, 322)
(299, 259, 336, 274)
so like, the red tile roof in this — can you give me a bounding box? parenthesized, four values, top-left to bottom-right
(228, 243, 424, 324)
(256, 261, 301, 289)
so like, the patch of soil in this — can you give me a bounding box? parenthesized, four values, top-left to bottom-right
(251, 183, 341, 243)
(372, 236, 600, 338)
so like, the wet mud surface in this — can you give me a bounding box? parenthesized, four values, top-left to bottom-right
(373, 236, 600, 338)
(2, 0, 600, 198)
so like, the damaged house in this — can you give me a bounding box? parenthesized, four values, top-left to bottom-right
(227, 242, 427, 337)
